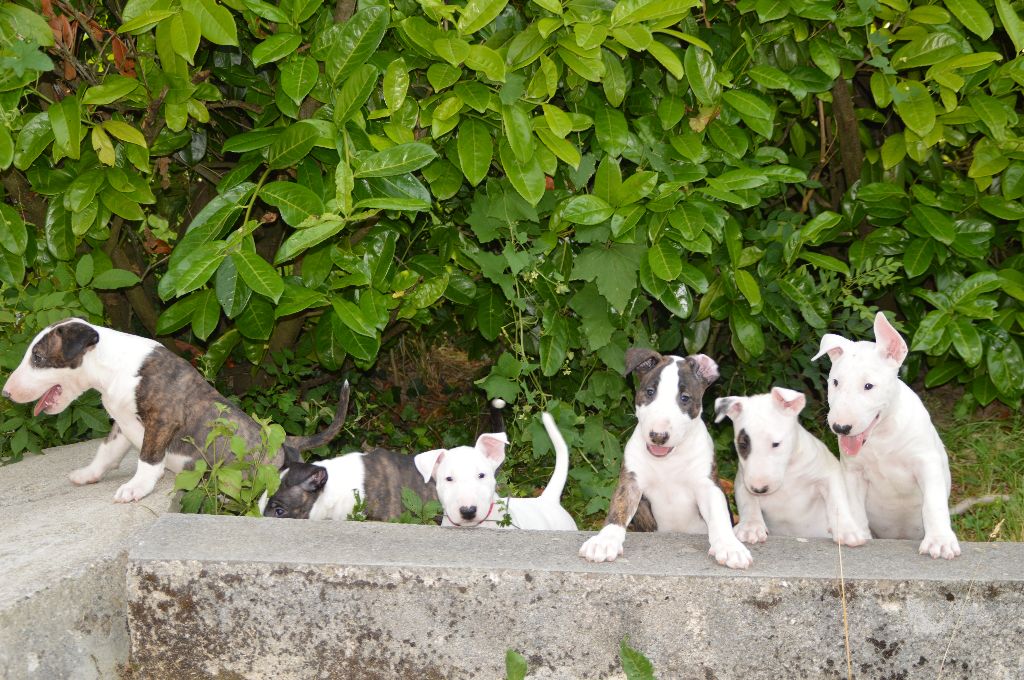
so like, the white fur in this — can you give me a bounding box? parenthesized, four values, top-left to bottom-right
(413, 412, 577, 530)
(812, 312, 961, 559)
(580, 355, 752, 569)
(715, 387, 868, 546)
(3, 319, 169, 501)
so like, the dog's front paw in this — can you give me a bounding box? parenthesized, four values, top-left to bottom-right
(919, 532, 961, 560)
(709, 539, 753, 570)
(733, 521, 768, 544)
(580, 531, 624, 563)
(113, 480, 153, 503)
(69, 466, 102, 485)
(833, 525, 870, 547)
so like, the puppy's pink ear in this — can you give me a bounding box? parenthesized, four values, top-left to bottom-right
(714, 397, 742, 423)
(770, 387, 806, 416)
(688, 354, 719, 385)
(476, 432, 508, 467)
(414, 449, 445, 483)
(873, 312, 908, 366)
(812, 334, 851, 362)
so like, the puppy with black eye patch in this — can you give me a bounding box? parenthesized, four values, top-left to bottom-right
(715, 387, 868, 546)
(261, 449, 437, 521)
(1, 318, 348, 502)
(579, 348, 752, 569)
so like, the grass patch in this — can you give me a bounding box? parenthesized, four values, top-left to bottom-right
(944, 415, 1024, 542)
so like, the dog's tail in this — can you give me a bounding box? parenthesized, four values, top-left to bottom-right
(283, 381, 351, 455)
(539, 412, 570, 502)
(488, 398, 507, 433)
(950, 494, 1010, 516)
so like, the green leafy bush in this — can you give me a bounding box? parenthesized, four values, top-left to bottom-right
(1, 0, 1022, 526)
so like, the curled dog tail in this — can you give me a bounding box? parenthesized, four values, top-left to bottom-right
(539, 412, 570, 502)
(283, 381, 351, 459)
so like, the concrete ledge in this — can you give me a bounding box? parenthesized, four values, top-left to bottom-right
(0, 440, 175, 680)
(128, 515, 1024, 679)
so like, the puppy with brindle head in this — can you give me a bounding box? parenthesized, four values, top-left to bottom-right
(2, 318, 349, 503)
(579, 348, 752, 569)
(261, 449, 437, 521)
(715, 387, 868, 546)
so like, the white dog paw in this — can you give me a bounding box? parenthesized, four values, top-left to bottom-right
(69, 467, 102, 485)
(709, 540, 753, 570)
(733, 522, 768, 544)
(580, 534, 624, 563)
(919, 533, 961, 560)
(113, 480, 153, 503)
(833, 526, 870, 547)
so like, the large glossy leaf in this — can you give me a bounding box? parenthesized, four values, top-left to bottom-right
(333, 64, 379, 125)
(458, 119, 492, 186)
(944, 0, 993, 38)
(251, 33, 302, 67)
(325, 7, 389, 83)
(181, 0, 238, 46)
(260, 181, 325, 226)
(274, 216, 347, 264)
(232, 251, 284, 303)
(457, 0, 508, 34)
(266, 121, 319, 170)
(280, 55, 318, 105)
(355, 143, 438, 178)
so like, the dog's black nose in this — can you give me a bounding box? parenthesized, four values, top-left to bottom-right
(649, 431, 669, 446)
(459, 505, 477, 520)
(832, 423, 852, 435)
(751, 485, 769, 495)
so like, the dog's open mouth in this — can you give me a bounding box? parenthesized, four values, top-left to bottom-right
(646, 443, 673, 457)
(33, 385, 62, 416)
(839, 413, 881, 456)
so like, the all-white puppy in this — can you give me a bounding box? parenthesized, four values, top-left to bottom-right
(813, 312, 961, 559)
(413, 412, 577, 530)
(579, 349, 752, 569)
(714, 387, 868, 546)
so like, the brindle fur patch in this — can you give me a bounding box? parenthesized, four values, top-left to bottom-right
(736, 428, 751, 460)
(676, 358, 711, 419)
(360, 449, 438, 520)
(30, 322, 99, 370)
(629, 496, 658, 532)
(264, 462, 326, 518)
(605, 466, 645, 529)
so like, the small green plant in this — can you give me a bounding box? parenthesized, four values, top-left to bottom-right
(346, 490, 369, 522)
(391, 487, 442, 525)
(503, 638, 656, 679)
(505, 650, 527, 680)
(174, 407, 285, 516)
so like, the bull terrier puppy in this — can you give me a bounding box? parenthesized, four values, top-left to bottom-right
(715, 387, 868, 546)
(413, 412, 577, 530)
(2, 318, 347, 502)
(579, 348, 752, 569)
(813, 312, 961, 559)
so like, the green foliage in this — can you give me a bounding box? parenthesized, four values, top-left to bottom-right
(174, 408, 285, 516)
(1, 0, 1022, 528)
(505, 649, 527, 680)
(391, 485, 443, 524)
(620, 636, 657, 680)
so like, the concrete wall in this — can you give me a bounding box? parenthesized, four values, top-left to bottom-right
(128, 515, 1024, 680)
(0, 440, 174, 680)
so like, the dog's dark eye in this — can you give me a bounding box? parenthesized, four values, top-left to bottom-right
(864, 383, 874, 390)
(445, 475, 453, 482)
(274, 506, 285, 517)
(679, 393, 691, 403)
(645, 387, 656, 397)
(477, 472, 485, 479)
(771, 442, 780, 448)
(832, 378, 838, 387)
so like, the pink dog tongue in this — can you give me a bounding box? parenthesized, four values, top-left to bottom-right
(647, 444, 672, 457)
(839, 433, 868, 456)
(33, 386, 61, 417)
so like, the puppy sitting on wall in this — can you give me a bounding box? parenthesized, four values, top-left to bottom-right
(2, 318, 348, 502)
(579, 348, 752, 569)
(715, 387, 868, 546)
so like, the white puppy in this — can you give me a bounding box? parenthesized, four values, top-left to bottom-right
(579, 349, 752, 569)
(813, 312, 961, 559)
(715, 387, 868, 546)
(413, 412, 577, 530)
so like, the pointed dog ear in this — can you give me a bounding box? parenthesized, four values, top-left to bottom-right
(687, 354, 719, 385)
(770, 387, 806, 416)
(812, 334, 852, 362)
(714, 397, 741, 423)
(624, 348, 662, 377)
(299, 466, 328, 493)
(57, 322, 99, 366)
(414, 449, 445, 483)
(873, 312, 908, 366)
(476, 432, 508, 468)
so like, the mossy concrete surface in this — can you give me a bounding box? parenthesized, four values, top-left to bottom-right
(0, 439, 175, 680)
(129, 514, 1023, 679)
